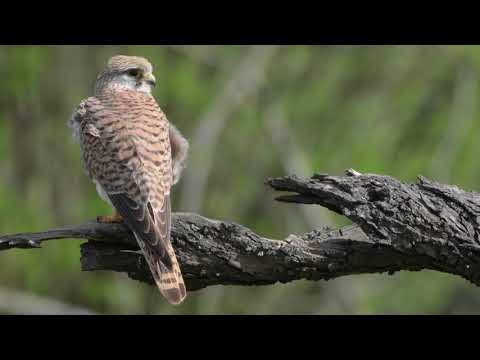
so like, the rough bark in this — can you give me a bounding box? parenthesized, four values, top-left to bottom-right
(2, 169, 480, 291)
(268, 169, 480, 286)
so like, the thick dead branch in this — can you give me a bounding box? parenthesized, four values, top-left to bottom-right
(268, 170, 480, 286)
(2, 170, 480, 290)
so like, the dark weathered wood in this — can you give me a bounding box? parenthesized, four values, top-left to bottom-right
(2, 170, 480, 290)
(268, 170, 480, 286)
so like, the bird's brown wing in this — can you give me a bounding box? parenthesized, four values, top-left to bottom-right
(76, 91, 186, 305)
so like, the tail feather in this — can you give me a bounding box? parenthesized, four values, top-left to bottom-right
(108, 192, 187, 305)
(134, 232, 186, 305)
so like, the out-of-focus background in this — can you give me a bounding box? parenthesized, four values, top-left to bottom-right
(1, 45, 480, 314)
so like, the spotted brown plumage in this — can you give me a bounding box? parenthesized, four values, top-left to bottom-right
(69, 56, 188, 305)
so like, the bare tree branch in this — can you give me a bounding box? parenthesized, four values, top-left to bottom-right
(3, 170, 480, 291)
(269, 170, 480, 286)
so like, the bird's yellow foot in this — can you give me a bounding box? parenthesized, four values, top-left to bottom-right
(97, 213, 124, 224)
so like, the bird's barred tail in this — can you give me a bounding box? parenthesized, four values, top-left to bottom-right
(108, 192, 186, 305)
(134, 232, 186, 305)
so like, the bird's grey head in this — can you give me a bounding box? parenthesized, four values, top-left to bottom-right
(94, 55, 156, 95)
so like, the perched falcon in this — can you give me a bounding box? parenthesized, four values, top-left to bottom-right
(69, 55, 190, 305)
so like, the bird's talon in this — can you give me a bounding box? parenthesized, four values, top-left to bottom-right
(97, 214, 124, 224)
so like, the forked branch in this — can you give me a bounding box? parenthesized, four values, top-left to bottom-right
(2, 169, 480, 290)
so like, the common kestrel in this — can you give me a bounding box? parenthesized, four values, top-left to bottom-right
(69, 55, 189, 305)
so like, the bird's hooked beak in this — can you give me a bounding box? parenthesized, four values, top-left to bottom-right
(143, 72, 156, 87)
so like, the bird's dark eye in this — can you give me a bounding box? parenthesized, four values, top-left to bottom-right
(127, 69, 140, 77)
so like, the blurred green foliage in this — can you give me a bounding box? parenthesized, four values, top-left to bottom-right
(0, 45, 480, 314)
